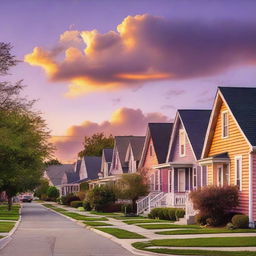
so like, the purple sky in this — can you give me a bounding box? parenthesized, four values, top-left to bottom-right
(1, 0, 256, 162)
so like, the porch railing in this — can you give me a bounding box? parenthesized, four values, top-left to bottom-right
(173, 193, 186, 206)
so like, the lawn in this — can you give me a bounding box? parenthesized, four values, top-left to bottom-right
(83, 221, 112, 226)
(82, 217, 108, 221)
(124, 219, 171, 225)
(89, 211, 121, 216)
(110, 216, 146, 220)
(137, 224, 200, 229)
(96, 227, 146, 239)
(132, 241, 256, 256)
(0, 221, 16, 232)
(0, 204, 20, 220)
(157, 228, 256, 235)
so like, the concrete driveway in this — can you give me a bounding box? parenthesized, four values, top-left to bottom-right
(0, 203, 135, 256)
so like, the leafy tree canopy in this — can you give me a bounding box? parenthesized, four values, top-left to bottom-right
(78, 133, 114, 157)
(44, 159, 62, 166)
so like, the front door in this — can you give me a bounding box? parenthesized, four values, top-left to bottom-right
(217, 165, 223, 186)
(178, 169, 186, 192)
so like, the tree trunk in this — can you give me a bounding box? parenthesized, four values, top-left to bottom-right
(7, 196, 12, 211)
(132, 199, 137, 214)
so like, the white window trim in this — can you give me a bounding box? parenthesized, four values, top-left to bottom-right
(221, 110, 229, 139)
(179, 129, 186, 157)
(235, 155, 243, 191)
(193, 167, 197, 190)
(217, 165, 223, 186)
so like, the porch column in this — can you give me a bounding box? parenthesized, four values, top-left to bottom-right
(171, 168, 175, 206)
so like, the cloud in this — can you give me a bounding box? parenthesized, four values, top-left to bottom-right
(161, 104, 176, 110)
(52, 107, 171, 162)
(165, 89, 185, 99)
(112, 97, 121, 105)
(25, 14, 256, 96)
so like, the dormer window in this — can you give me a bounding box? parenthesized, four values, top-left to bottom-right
(222, 111, 228, 138)
(179, 129, 186, 157)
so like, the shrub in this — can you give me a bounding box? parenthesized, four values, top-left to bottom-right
(206, 217, 215, 226)
(104, 203, 123, 213)
(232, 214, 249, 229)
(190, 186, 239, 226)
(226, 222, 235, 230)
(61, 193, 80, 205)
(80, 182, 89, 191)
(87, 185, 116, 211)
(70, 201, 83, 208)
(167, 208, 177, 221)
(149, 207, 178, 221)
(195, 214, 208, 225)
(121, 204, 133, 214)
(77, 191, 86, 201)
(148, 213, 153, 219)
(41, 194, 48, 201)
(46, 186, 60, 201)
(175, 209, 185, 220)
(83, 201, 92, 211)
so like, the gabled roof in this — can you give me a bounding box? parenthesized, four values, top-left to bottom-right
(148, 123, 173, 164)
(66, 171, 80, 184)
(129, 136, 146, 161)
(83, 156, 101, 181)
(178, 110, 211, 160)
(102, 148, 113, 163)
(75, 160, 81, 174)
(115, 136, 145, 170)
(45, 164, 74, 186)
(219, 87, 256, 146)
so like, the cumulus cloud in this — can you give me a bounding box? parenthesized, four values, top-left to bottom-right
(52, 107, 171, 162)
(25, 14, 256, 96)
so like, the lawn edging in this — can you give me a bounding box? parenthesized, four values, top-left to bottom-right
(0, 204, 23, 250)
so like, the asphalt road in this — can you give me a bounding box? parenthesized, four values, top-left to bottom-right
(0, 203, 135, 256)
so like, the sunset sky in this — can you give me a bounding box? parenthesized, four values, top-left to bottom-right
(1, 0, 256, 162)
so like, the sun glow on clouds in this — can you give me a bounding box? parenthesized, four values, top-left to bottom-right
(25, 14, 256, 97)
(52, 107, 170, 162)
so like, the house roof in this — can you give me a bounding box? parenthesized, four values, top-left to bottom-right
(66, 171, 80, 184)
(148, 123, 173, 164)
(129, 136, 146, 161)
(115, 136, 145, 171)
(45, 164, 74, 186)
(179, 110, 211, 160)
(219, 87, 256, 146)
(83, 156, 101, 181)
(103, 148, 113, 163)
(75, 160, 81, 174)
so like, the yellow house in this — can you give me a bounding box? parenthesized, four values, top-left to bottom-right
(200, 87, 256, 227)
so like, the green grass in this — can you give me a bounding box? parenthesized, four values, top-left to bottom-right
(132, 242, 256, 256)
(0, 205, 20, 220)
(96, 227, 146, 239)
(89, 211, 121, 216)
(157, 228, 256, 235)
(138, 224, 200, 229)
(124, 219, 171, 225)
(110, 216, 146, 220)
(0, 221, 16, 232)
(135, 237, 256, 247)
(82, 217, 108, 221)
(84, 221, 112, 226)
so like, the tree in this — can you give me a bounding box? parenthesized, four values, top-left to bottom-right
(46, 186, 60, 201)
(0, 42, 53, 210)
(34, 178, 49, 199)
(116, 173, 149, 212)
(78, 133, 114, 157)
(44, 159, 62, 166)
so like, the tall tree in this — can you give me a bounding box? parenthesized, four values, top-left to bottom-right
(78, 133, 114, 157)
(44, 159, 62, 166)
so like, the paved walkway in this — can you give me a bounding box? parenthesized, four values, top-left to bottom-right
(0, 203, 136, 256)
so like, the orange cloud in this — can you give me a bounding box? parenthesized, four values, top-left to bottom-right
(52, 107, 171, 162)
(25, 14, 256, 96)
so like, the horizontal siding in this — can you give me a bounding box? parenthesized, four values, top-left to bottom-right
(207, 101, 250, 216)
(253, 154, 256, 220)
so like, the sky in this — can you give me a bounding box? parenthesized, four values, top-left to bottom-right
(1, 0, 256, 162)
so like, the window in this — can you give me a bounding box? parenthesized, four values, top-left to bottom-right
(179, 129, 186, 156)
(222, 111, 228, 138)
(193, 168, 197, 189)
(235, 156, 242, 191)
(217, 165, 223, 186)
(149, 144, 153, 156)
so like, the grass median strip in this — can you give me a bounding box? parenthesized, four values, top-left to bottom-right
(0, 221, 16, 232)
(96, 227, 146, 239)
(137, 224, 200, 229)
(132, 241, 256, 256)
(84, 221, 112, 226)
(110, 216, 146, 220)
(157, 228, 256, 235)
(0, 205, 20, 221)
(124, 219, 172, 225)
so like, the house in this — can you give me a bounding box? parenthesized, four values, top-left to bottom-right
(125, 136, 145, 173)
(137, 112, 211, 215)
(110, 136, 145, 175)
(99, 148, 113, 178)
(138, 123, 173, 191)
(199, 87, 256, 227)
(61, 156, 101, 195)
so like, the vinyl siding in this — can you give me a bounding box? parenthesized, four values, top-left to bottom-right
(207, 100, 250, 215)
(252, 153, 256, 220)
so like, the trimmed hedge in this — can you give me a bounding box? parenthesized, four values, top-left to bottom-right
(70, 201, 83, 208)
(148, 208, 185, 221)
(232, 214, 249, 228)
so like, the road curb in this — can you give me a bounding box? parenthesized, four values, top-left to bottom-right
(0, 204, 23, 251)
(41, 204, 157, 256)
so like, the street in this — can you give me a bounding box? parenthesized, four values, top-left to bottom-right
(0, 203, 135, 256)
